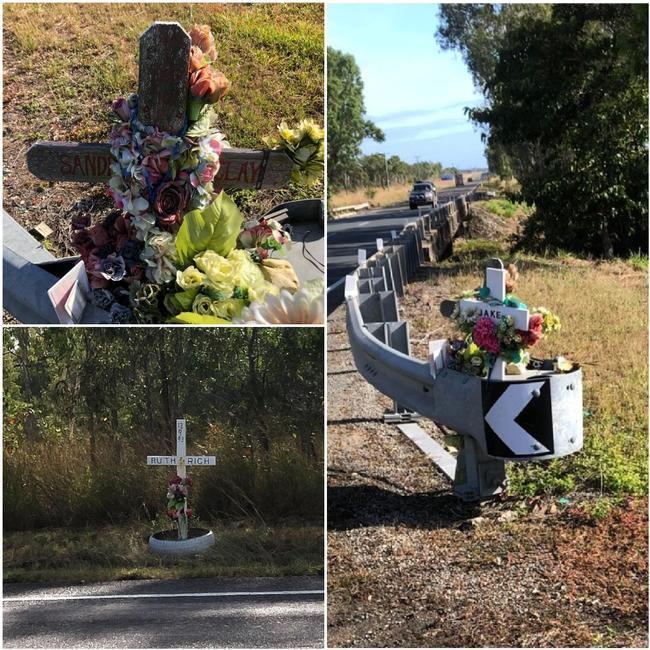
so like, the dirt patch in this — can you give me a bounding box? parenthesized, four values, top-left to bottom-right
(466, 201, 521, 240)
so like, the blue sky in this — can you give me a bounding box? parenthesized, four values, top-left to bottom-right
(327, 3, 488, 169)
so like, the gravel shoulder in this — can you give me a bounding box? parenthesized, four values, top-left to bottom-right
(327, 254, 648, 647)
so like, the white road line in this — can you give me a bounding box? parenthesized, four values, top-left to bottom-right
(4, 589, 325, 603)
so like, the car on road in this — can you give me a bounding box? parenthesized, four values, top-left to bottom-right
(441, 173, 453, 181)
(409, 181, 437, 209)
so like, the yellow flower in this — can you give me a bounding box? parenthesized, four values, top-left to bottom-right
(226, 249, 267, 289)
(194, 250, 235, 294)
(192, 294, 214, 316)
(176, 266, 206, 290)
(213, 298, 246, 320)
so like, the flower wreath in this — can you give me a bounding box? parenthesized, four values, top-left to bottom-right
(71, 24, 324, 324)
(449, 265, 561, 377)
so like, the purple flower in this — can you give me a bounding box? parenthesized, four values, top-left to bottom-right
(112, 97, 131, 122)
(90, 289, 115, 311)
(119, 240, 142, 265)
(99, 254, 127, 282)
(109, 302, 133, 324)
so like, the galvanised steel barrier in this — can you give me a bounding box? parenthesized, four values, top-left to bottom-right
(344, 196, 583, 501)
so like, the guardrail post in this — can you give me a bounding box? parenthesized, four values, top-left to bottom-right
(453, 437, 508, 501)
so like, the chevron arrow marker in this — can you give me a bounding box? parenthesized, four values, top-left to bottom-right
(484, 381, 550, 456)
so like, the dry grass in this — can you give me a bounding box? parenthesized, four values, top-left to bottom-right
(4, 521, 324, 583)
(3, 2, 323, 261)
(329, 171, 485, 211)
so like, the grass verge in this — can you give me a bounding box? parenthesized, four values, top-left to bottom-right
(4, 520, 323, 583)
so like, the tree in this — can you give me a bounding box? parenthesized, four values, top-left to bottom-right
(438, 3, 648, 257)
(327, 48, 384, 192)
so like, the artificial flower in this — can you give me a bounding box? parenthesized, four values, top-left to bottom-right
(189, 24, 217, 61)
(472, 316, 501, 355)
(141, 229, 179, 284)
(176, 265, 206, 290)
(189, 65, 230, 103)
(154, 180, 191, 228)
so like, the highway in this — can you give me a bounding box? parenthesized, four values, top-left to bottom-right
(327, 183, 479, 305)
(3, 576, 324, 648)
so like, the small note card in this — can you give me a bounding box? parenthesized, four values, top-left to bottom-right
(47, 260, 90, 324)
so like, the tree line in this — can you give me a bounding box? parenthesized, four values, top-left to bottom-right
(327, 47, 446, 193)
(3, 328, 324, 529)
(438, 3, 648, 257)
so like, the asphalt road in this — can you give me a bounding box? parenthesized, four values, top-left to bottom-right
(327, 182, 480, 296)
(3, 576, 324, 648)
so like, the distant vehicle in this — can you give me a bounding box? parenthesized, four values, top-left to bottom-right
(409, 181, 437, 209)
(455, 172, 464, 187)
(440, 173, 453, 181)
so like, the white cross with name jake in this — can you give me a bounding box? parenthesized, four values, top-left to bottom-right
(147, 419, 216, 478)
(458, 259, 529, 380)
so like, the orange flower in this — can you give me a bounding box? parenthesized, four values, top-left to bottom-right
(189, 45, 207, 73)
(189, 24, 217, 61)
(189, 66, 230, 103)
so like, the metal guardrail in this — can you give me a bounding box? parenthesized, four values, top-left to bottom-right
(344, 196, 584, 501)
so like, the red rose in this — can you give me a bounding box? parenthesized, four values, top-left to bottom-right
(154, 181, 190, 228)
(518, 314, 543, 347)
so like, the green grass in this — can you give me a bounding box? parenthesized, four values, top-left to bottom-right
(3, 3, 323, 145)
(484, 198, 533, 219)
(627, 251, 648, 272)
(4, 520, 323, 583)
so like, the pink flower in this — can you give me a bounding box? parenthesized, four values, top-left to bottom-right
(110, 123, 133, 148)
(472, 316, 501, 354)
(142, 154, 170, 186)
(107, 187, 125, 210)
(518, 314, 543, 348)
(206, 137, 223, 156)
(111, 97, 131, 122)
(186, 508, 193, 517)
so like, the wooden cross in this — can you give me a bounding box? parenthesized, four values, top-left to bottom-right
(26, 22, 292, 190)
(458, 259, 529, 380)
(147, 418, 216, 479)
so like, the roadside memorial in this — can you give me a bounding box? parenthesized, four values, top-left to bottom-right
(345, 211, 584, 500)
(146, 419, 216, 554)
(17, 21, 324, 325)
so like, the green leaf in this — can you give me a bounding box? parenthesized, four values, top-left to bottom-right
(168, 312, 230, 325)
(165, 287, 200, 315)
(186, 105, 218, 137)
(175, 193, 243, 267)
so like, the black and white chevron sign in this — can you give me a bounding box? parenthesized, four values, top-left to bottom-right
(482, 380, 554, 458)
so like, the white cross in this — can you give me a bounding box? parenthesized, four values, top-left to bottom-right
(458, 259, 529, 380)
(147, 419, 216, 478)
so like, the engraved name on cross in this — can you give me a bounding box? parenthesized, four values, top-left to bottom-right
(147, 419, 216, 478)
